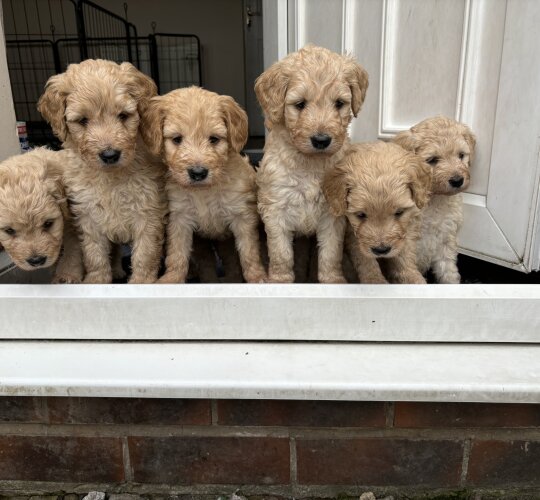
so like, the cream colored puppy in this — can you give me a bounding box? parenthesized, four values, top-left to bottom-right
(394, 116, 475, 283)
(255, 45, 369, 283)
(0, 148, 83, 283)
(38, 59, 166, 284)
(323, 142, 431, 284)
(141, 86, 266, 284)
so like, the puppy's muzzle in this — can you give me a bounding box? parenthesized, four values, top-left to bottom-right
(26, 255, 47, 267)
(188, 166, 209, 182)
(99, 149, 122, 165)
(310, 134, 332, 150)
(449, 176, 464, 188)
(371, 245, 392, 257)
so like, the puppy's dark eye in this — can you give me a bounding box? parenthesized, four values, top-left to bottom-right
(335, 99, 345, 110)
(426, 156, 439, 166)
(172, 136, 183, 145)
(395, 209, 405, 218)
(3, 227, 15, 236)
(295, 100, 306, 111)
(458, 152, 465, 160)
(118, 112, 129, 122)
(43, 219, 54, 230)
(356, 212, 367, 220)
(78, 117, 88, 127)
(209, 136, 220, 145)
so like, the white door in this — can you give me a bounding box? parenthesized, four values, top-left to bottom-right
(264, 0, 540, 272)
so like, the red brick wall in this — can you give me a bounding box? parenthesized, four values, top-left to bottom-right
(0, 398, 539, 498)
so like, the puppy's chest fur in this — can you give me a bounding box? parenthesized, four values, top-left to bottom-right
(66, 155, 165, 244)
(258, 148, 342, 235)
(417, 193, 463, 271)
(168, 161, 257, 239)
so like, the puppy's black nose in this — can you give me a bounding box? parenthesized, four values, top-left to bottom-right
(26, 255, 47, 267)
(99, 149, 122, 165)
(188, 166, 209, 182)
(371, 245, 392, 256)
(310, 134, 332, 150)
(449, 176, 464, 188)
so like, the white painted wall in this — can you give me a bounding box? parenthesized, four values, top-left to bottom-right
(0, 3, 20, 161)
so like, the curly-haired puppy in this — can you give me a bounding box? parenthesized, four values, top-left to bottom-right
(323, 142, 431, 284)
(141, 86, 266, 284)
(38, 59, 166, 284)
(393, 116, 475, 283)
(0, 148, 83, 283)
(255, 44, 369, 283)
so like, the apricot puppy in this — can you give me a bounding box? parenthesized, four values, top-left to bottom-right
(393, 116, 475, 283)
(141, 86, 266, 284)
(323, 142, 431, 284)
(255, 44, 369, 283)
(38, 59, 166, 284)
(0, 148, 83, 283)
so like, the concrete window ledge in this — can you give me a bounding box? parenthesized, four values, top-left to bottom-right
(0, 341, 539, 402)
(0, 283, 539, 402)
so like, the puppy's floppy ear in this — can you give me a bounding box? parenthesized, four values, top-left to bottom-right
(393, 129, 421, 153)
(220, 95, 248, 153)
(323, 163, 350, 217)
(459, 123, 477, 158)
(255, 59, 289, 126)
(38, 73, 70, 141)
(405, 153, 432, 209)
(344, 56, 369, 117)
(140, 96, 165, 156)
(119, 62, 157, 115)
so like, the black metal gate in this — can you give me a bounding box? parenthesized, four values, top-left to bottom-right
(3, 0, 202, 144)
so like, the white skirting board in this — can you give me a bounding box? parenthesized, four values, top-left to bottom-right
(0, 283, 539, 342)
(0, 341, 539, 402)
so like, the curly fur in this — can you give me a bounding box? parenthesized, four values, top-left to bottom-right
(393, 116, 476, 283)
(38, 59, 166, 284)
(0, 148, 83, 283)
(140, 86, 266, 283)
(255, 45, 369, 283)
(323, 142, 430, 284)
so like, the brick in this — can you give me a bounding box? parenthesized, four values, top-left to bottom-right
(297, 438, 463, 486)
(217, 400, 386, 427)
(0, 397, 46, 423)
(467, 440, 540, 486)
(48, 397, 211, 425)
(395, 403, 540, 428)
(129, 436, 289, 484)
(0, 436, 124, 482)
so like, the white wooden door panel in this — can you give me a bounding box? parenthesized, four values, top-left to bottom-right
(294, 0, 344, 53)
(380, 0, 467, 134)
(281, 0, 540, 271)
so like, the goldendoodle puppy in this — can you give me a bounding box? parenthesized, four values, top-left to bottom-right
(255, 44, 369, 283)
(0, 148, 83, 283)
(393, 116, 476, 283)
(323, 142, 431, 284)
(141, 86, 266, 283)
(38, 59, 166, 284)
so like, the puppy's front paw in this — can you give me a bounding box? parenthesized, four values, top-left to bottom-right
(245, 270, 268, 284)
(360, 275, 389, 284)
(268, 271, 294, 283)
(52, 273, 82, 284)
(83, 271, 112, 284)
(438, 272, 461, 284)
(157, 272, 185, 284)
(129, 274, 157, 284)
(319, 273, 347, 284)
